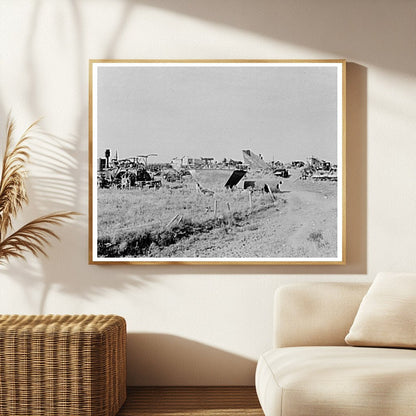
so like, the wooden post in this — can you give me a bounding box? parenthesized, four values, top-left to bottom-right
(227, 202, 232, 226)
(266, 184, 276, 201)
(166, 213, 179, 229)
(213, 199, 218, 219)
(248, 190, 253, 211)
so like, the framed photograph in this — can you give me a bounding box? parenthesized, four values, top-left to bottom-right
(89, 60, 346, 265)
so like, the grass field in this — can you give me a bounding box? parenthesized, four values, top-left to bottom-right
(97, 170, 338, 259)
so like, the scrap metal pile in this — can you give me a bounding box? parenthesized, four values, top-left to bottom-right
(300, 157, 337, 181)
(97, 149, 337, 191)
(97, 160, 161, 189)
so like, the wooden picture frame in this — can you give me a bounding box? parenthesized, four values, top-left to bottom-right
(89, 60, 346, 265)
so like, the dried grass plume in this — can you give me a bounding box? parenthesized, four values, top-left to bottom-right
(0, 116, 78, 264)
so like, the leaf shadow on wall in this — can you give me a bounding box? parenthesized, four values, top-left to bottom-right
(136, 0, 413, 76)
(0, 0, 159, 313)
(126, 333, 257, 386)
(0, 0, 370, 306)
(0, 129, 154, 314)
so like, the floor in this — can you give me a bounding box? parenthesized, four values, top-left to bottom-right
(117, 386, 264, 416)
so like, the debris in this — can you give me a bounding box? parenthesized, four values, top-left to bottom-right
(195, 182, 215, 196)
(273, 168, 290, 178)
(243, 180, 282, 193)
(224, 169, 247, 189)
(165, 214, 183, 229)
(242, 149, 269, 170)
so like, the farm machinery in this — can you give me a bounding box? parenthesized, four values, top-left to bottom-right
(97, 165, 161, 189)
(300, 157, 337, 181)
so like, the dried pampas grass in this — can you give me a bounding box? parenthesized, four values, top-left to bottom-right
(0, 116, 78, 264)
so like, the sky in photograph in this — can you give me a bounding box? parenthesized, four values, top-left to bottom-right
(96, 64, 339, 164)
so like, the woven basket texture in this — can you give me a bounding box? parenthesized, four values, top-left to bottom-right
(0, 314, 126, 416)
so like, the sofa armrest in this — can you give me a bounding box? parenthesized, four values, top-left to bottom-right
(274, 282, 370, 348)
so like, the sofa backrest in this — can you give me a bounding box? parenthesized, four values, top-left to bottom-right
(274, 282, 370, 348)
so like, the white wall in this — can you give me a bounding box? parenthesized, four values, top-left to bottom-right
(0, 0, 415, 385)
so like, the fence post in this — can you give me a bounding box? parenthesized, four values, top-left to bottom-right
(227, 202, 233, 226)
(266, 184, 276, 201)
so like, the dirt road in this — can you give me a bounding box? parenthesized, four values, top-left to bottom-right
(155, 177, 338, 259)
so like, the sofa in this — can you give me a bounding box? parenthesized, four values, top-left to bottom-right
(255, 278, 416, 416)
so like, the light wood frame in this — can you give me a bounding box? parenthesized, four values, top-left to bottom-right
(89, 60, 346, 265)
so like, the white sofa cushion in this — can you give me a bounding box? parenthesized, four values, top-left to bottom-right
(256, 346, 416, 416)
(345, 272, 416, 348)
(274, 283, 369, 348)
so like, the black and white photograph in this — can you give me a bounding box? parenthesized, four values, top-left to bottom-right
(89, 60, 345, 264)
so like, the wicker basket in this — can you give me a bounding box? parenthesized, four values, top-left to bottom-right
(0, 314, 126, 416)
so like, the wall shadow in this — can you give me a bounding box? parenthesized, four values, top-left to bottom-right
(0, 1, 158, 312)
(136, 0, 414, 76)
(344, 63, 368, 274)
(0, 125, 156, 313)
(4, 1, 399, 297)
(127, 333, 257, 386)
(0, 1, 371, 294)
